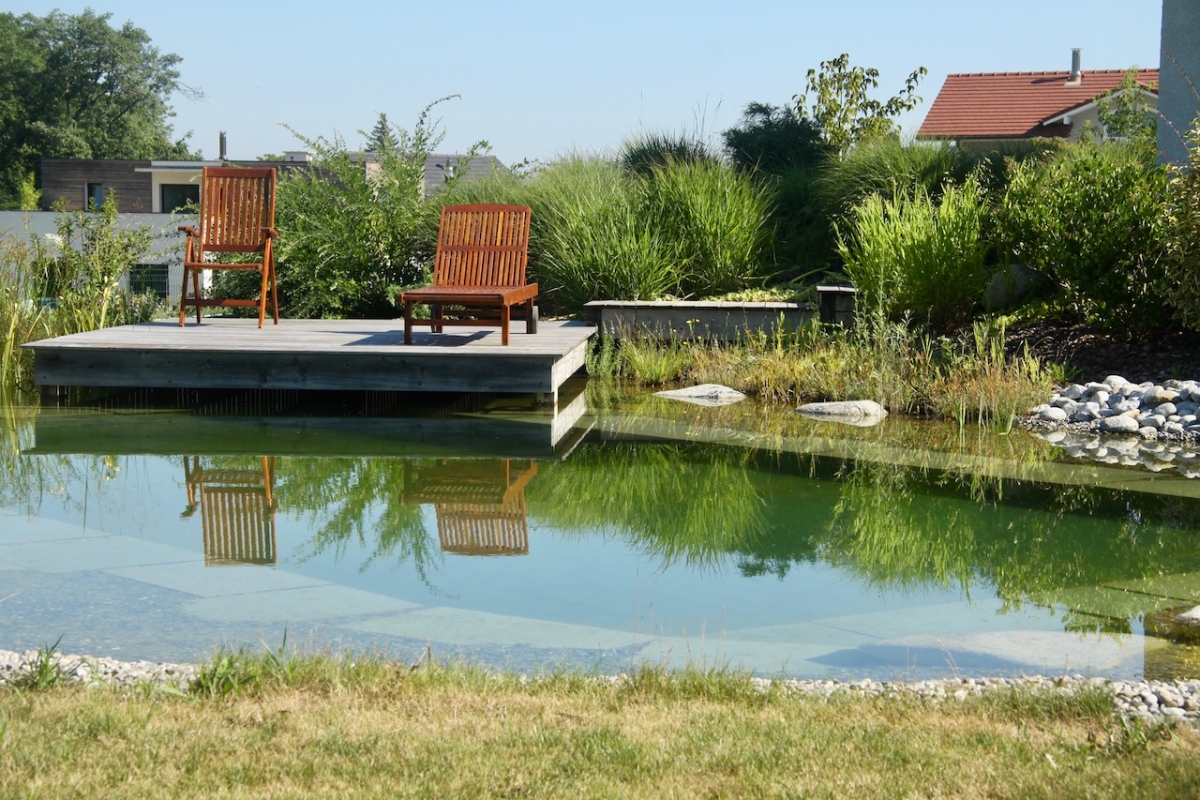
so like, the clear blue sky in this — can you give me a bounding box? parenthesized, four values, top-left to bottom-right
(21, 1, 1164, 165)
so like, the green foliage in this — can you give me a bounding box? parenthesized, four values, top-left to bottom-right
(641, 158, 774, 296)
(0, 201, 160, 388)
(11, 636, 67, 691)
(0, 9, 199, 206)
(794, 53, 927, 156)
(1094, 67, 1158, 147)
(620, 131, 716, 177)
(721, 102, 827, 174)
(442, 154, 773, 315)
(1167, 120, 1200, 330)
(836, 179, 988, 329)
(817, 137, 974, 216)
(261, 100, 468, 318)
(993, 141, 1168, 330)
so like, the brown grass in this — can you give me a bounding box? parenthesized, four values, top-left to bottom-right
(1, 666, 1198, 798)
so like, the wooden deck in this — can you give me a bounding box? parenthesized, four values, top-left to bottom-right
(25, 318, 595, 402)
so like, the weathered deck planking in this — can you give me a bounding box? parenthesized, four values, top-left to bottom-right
(25, 318, 595, 400)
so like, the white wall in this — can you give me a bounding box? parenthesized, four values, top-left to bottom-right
(0, 211, 193, 297)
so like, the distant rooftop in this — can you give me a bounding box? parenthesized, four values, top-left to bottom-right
(918, 68, 1159, 140)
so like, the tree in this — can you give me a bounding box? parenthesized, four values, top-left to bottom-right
(0, 9, 200, 207)
(365, 112, 398, 153)
(794, 54, 926, 156)
(1094, 67, 1158, 149)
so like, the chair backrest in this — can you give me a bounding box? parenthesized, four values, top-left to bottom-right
(199, 166, 277, 253)
(432, 204, 531, 288)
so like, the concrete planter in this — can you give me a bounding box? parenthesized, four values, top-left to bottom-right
(584, 300, 812, 341)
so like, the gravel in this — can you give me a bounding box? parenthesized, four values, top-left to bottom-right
(2, 647, 1196, 726)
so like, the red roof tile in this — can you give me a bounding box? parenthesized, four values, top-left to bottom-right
(917, 69, 1158, 140)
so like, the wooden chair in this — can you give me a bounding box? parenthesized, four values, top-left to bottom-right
(182, 456, 279, 565)
(400, 459, 538, 556)
(401, 204, 537, 345)
(178, 166, 280, 327)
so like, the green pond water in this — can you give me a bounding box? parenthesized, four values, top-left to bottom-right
(3, 382, 1200, 681)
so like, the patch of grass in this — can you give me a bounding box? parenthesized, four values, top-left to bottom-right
(10, 636, 66, 692)
(2, 659, 1198, 798)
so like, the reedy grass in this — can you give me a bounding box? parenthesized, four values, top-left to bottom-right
(2, 653, 1197, 799)
(596, 315, 1054, 427)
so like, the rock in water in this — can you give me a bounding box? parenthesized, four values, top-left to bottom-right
(796, 400, 888, 427)
(654, 384, 747, 407)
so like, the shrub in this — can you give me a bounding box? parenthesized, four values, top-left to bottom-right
(722, 102, 827, 174)
(258, 101, 467, 319)
(1166, 120, 1200, 330)
(620, 131, 716, 177)
(993, 141, 1168, 330)
(836, 179, 988, 329)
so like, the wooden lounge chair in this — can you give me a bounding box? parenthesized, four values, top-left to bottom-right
(401, 204, 537, 345)
(178, 166, 280, 327)
(400, 459, 538, 556)
(182, 456, 279, 565)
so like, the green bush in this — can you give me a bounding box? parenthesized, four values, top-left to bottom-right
(1166, 120, 1200, 330)
(836, 179, 988, 330)
(993, 141, 1168, 329)
(620, 131, 716, 177)
(250, 102, 464, 319)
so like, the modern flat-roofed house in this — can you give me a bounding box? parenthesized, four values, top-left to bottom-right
(918, 50, 1158, 150)
(38, 152, 506, 213)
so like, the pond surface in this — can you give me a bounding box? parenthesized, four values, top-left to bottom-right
(3, 383, 1200, 681)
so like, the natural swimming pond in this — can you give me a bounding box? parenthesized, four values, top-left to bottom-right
(3, 382, 1200, 681)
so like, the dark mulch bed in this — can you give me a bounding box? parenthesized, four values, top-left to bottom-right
(1006, 320, 1200, 386)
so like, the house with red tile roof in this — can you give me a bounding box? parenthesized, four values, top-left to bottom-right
(918, 50, 1158, 149)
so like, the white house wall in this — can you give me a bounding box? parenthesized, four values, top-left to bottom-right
(0, 211, 192, 297)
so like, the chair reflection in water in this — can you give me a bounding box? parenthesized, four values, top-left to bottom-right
(400, 459, 538, 556)
(182, 456, 279, 565)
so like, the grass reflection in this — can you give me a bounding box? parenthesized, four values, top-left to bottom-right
(527, 442, 769, 570)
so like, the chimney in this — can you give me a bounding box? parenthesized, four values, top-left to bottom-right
(219, 131, 228, 161)
(1068, 48, 1082, 83)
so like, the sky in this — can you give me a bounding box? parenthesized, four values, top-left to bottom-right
(18, 1, 1166, 165)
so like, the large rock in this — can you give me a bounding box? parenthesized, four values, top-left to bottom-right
(1098, 415, 1141, 434)
(654, 384, 746, 407)
(982, 263, 1054, 311)
(797, 400, 888, 427)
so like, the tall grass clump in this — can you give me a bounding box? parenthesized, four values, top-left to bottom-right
(836, 179, 988, 329)
(817, 137, 972, 216)
(620, 131, 717, 177)
(641, 158, 775, 297)
(443, 153, 774, 316)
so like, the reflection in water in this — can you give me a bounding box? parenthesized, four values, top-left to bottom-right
(181, 456, 279, 566)
(400, 459, 538, 556)
(6, 393, 1200, 679)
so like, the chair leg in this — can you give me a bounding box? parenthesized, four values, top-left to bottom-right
(524, 300, 538, 334)
(404, 300, 414, 345)
(432, 303, 443, 334)
(257, 266, 268, 328)
(269, 265, 280, 324)
(500, 305, 511, 345)
(178, 266, 189, 327)
(192, 269, 203, 324)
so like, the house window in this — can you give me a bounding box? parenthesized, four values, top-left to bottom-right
(128, 264, 170, 299)
(86, 183, 107, 210)
(161, 183, 200, 214)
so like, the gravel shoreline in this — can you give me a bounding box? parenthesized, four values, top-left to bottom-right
(2, 648, 1197, 726)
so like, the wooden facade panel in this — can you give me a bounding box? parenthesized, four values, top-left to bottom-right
(39, 160, 154, 212)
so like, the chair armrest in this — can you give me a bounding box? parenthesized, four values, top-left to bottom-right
(264, 227, 279, 239)
(178, 225, 200, 237)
